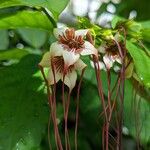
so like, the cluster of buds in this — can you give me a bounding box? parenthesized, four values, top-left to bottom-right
(39, 28, 98, 91)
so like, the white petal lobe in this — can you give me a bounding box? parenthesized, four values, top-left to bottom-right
(63, 51, 80, 66)
(39, 52, 50, 68)
(50, 42, 64, 57)
(63, 71, 77, 91)
(53, 27, 68, 39)
(103, 54, 114, 69)
(74, 59, 87, 71)
(81, 41, 98, 56)
(75, 29, 89, 37)
(47, 68, 61, 85)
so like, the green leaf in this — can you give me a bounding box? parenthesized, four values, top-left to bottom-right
(124, 80, 150, 145)
(126, 41, 150, 88)
(142, 29, 150, 43)
(140, 21, 150, 29)
(17, 28, 47, 48)
(0, 0, 69, 18)
(0, 10, 53, 31)
(116, 0, 150, 21)
(0, 30, 9, 50)
(0, 48, 29, 60)
(0, 55, 49, 150)
(140, 21, 150, 42)
(79, 80, 102, 148)
(111, 16, 125, 29)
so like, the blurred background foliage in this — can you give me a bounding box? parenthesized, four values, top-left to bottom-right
(0, 0, 149, 150)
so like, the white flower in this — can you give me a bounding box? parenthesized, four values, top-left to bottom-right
(98, 42, 122, 70)
(39, 52, 87, 91)
(90, 60, 106, 71)
(50, 28, 98, 67)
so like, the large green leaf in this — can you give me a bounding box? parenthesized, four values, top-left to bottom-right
(126, 41, 150, 88)
(142, 29, 150, 43)
(0, 48, 29, 60)
(140, 21, 150, 29)
(111, 16, 125, 29)
(0, 30, 9, 50)
(124, 80, 150, 145)
(116, 0, 150, 21)
(17, 28, 47, 48)
(0, 10, 53, 31)
(140, 21, 150, 43)
(0, 55, 49, 150)
(0, 0, 69, 18)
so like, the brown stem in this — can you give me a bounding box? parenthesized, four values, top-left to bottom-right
(75, 68, 86, 150)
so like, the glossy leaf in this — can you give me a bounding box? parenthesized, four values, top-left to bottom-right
(126, 41, 150, 88)
(111, 16, 125, 29)
(140, 21, 150, 42)
(0, 30, 9, 50)
(0, 10, 53, 31)
(142, 29, 150, 42)
(124, 80, 150, 145)
(0, 55, 49, 150)
(0, 48, 29, 60)
(0, 0, 69, 18)
(140, 21, 150, 29)
(17, 28, 47, 48)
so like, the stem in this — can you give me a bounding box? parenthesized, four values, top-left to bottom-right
(42, 8, 57, 28)
(48, 113, 52, 150)
(94, 60, 108, 122)
(38, 65, 58, 150)
(75, 68, 86, 150)
(107, 69, 111, 111)
(114, 40, 126, 150)
(65, 90, 71, 150)
(51, 63, 63, 150)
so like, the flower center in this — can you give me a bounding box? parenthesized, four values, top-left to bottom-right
(58, 29, 85, 54)
(52, 56, 74, 74)
(106, 44, 120, 56)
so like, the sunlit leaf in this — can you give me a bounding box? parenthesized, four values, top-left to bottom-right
(0, 10, 53, 31)
(126, 41, 150, 88)
(111, 16, 125, 29)
(140, 21, 150, 42)
(0, 0, 69, 18)
(17, 28, 47, 48)
(0, 48, 29, 60)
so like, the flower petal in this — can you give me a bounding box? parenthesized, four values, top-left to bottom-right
(81, 41, 98, 56)
(62, 70, 77, 91)
(75, 29, 89, 37)
(115, 56, 122, 64)
(90, 61, 106, 71)
(50, 42, 64, 57)
(53, 27, 68, 39)
(47, 68, 61, 85)
(74, 59, 87, 71)
(98, 43, 106, 54)
(63, 51, 80, 66)
(114, 65, 121, 72)
(39, 52, 50, 68)
(103, 54, 114, 69)
(114, 33, 121, 41)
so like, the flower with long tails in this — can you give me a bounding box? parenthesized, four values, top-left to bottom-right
(97, 41, 122, 71)
(39, 51, 87, 150)
(50, 28, 98, 68)
(39, 51, 87, 91)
